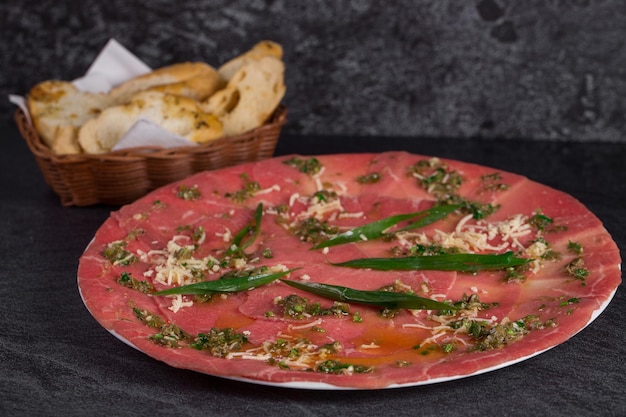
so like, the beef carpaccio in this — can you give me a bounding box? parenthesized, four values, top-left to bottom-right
(77, 152, 621, 389)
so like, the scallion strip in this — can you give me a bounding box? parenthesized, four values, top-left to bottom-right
(154, 268, 297, 296)
(281, 279, 455, 310)
(227, 203, 263, 255)
(312, 204, 459, 249)
(331, 252, 530, 273)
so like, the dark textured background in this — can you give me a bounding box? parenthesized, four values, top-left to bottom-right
(2, 0, 625, 142)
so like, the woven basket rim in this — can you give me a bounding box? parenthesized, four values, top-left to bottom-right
(15, 105, 287, 206)
(15, 105, 287, 163)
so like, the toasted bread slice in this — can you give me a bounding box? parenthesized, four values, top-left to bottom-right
(109, 62, 225, 104)
(203, 56, 285, 136)
(218, 41, 283, 81)
(27, 80, 114, 154)
(78, 91, 223, 154)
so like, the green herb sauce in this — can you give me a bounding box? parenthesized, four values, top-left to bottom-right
(290, 217, 339, 245)
(283, 157, 323, 175)
(565, 240, 589, 285)
(225, 173, 261, 202)
(177, 184, 202, 200)
(103, 241, 138, 265)
(316, 359, 373, 375)
(117, 272, 154, 294)
(356, 172, 382, 184)
(191, 328, 249, 357)
(277, 294, 351, 319)
(409, 158, 499, 219)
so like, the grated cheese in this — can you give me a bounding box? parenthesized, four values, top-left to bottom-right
(256, 184, 281, 195)
(289, 318, 323, 330)
(168, 294, 194, 313)
(338, 211, 364, 219)
(360, 342, 381, 349)
(215, 228, 232, 243)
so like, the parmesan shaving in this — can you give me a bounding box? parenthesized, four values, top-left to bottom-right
(215, 228, 232, 242)
(289, 318, 323, 330)
(168, 294, 193, 313)
(256, 184, 281, 195)
(338, 211, 364, 219)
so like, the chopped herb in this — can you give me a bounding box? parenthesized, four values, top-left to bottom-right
(564, 241, 588, 285)
(133, 308, 166, 328)
(173, 246, 194, 260)
(177, 184, 201, 200)
(312, 189, 337, 203)
(191, 226, 206, 243)
(283, 157, 322, 175)
(503, 264, 529, 283)
(380, 306, 400, 319)
(103, 241, 138, 265)
(356, 172, 382, 184)
(190, 328, 248, 357)
(529, 211, 553, 231)
(565, 257, 589, 284)
(560, 297, 580, 307)
(409, 158, 463, 198)
(316, 359, 373, 374)
(291, 217, 339, 245)
(150, 323, 188, 348)
(402, 243, 460, 257)
(472, 320, 527, 351)
(225, 173, 261, 202)
(529, 210, 567, 233)
(441, 343, 455, 353)
(409, 244, 459, 256)
(218, 266, 269, 280)
(480, 172, 510, 192)
(444, 313, 557, 352)
(277, 294, 308, 319)
(320, 341, 342, 354)
(567, 241, 583, 256)
(276, 294, 351, 319)
(451, 293, 499, 311)
(409, 158, 498, 219)
(268, 338, 306, 359)
(126, 228, 145, 240)
(117, 272, 154, 294)
(446, 195, 498, 220)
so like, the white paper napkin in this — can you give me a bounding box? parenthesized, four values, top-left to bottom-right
(112, 118, 196, 150)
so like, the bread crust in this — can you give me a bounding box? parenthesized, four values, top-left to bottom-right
(204, 56, 286, 136)
(218, 41, 283, 81)
(27, 80, 113, 154)
(78, 91, 223, 154)
(109, 62, 225, 104)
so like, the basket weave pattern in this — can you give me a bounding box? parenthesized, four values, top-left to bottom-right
(15, 106, 287, 207)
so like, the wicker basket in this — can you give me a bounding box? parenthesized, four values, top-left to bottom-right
(15, 106, 287, 207)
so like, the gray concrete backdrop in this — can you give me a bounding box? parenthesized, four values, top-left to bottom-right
(2, 0, 625, 142)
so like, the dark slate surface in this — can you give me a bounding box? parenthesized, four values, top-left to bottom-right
(1, 121, 625, 416)
(2, 0, 626, 141)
